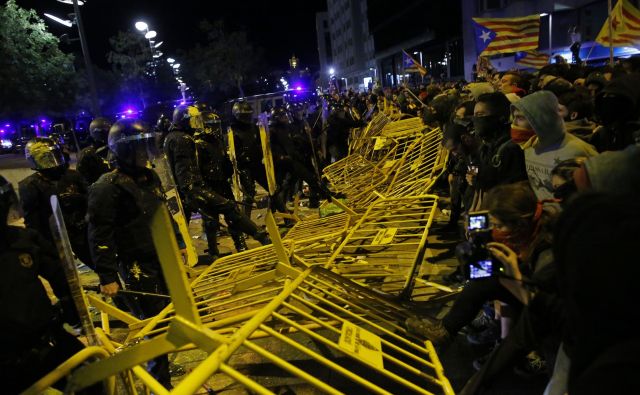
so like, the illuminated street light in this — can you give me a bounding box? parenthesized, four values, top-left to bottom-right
(135, 21, 148, 31)
(154, 41, 163, 48)
(328, 67, 335, 75)
(44, 13, 73, 27)
(173, 63, 180, 68)
(56, 0, 84, 4)
(539, 12, 548, 16)
(153, 52, 163, 58)
(145, 30, 157, 39)
(167, 58, 175, 63)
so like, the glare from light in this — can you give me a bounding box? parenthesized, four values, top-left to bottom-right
(173, 63, 180, 68)
(328, 67, 335, 75)
(56, 0, 85, 5)
(154, 41, 163, 48)
(167, 58, 175, 63)
(153, 52, 163, 58)
(539, 13, 548, 16)
(145, 30, 157, 39)
(135, 21, 148, 31)
(44, 13, 73, 27)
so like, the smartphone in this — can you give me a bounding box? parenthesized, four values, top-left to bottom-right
(467, 211, 489, 231)
(469, 259, 493, 279)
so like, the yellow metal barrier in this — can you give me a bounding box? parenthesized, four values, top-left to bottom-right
(325, 195, 441, 301)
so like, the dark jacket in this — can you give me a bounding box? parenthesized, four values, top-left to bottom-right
(18, 169, 88, 242)
(0, 226, 78, 353)
(77, 145, 111, 185)
(87, 169, 165, 285)
(476, 135, 527, 191)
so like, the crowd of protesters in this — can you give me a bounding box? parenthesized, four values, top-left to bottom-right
(361, 55, 640, 394)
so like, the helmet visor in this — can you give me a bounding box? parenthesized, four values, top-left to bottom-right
(113, 132, 160, 168)
(30, 144, 66, 170)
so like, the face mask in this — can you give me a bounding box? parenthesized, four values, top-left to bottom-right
(473, 114, 504, 140)
(553, 180, 577, 202)
(510, 124, 536, 144)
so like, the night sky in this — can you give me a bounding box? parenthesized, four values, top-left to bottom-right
(16, 0, 326, 71)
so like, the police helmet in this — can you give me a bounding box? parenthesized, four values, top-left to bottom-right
(25, 137, 67, 171)
(89, 117, 112, 145)
(269, 106, 291, 127)
(232, 101, 253, 124)
(173, 104, 207, 134)
(108, 119, 157, 170)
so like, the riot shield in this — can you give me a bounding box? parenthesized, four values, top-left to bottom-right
(152, 155, 198, 268)
(49, 195, 97, 346)
(226, 126, 243, 203)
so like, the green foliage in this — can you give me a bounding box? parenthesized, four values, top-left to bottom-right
(107, 30, 153, 107)
(183, 20, 265, 100)
(0, 0, 77, 118)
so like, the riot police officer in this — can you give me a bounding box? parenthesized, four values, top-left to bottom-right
(270, 105, 335, 207)
(19, 137, 93, 268)
(77, 117, 112, 185)
(230, 101, 272, 217)
(165, 105, 269, 249)
(0, 174, 85, 394)
(325, 100, 362, 162)
(194, 110, 249, 254)
(87, 118, 172, 387)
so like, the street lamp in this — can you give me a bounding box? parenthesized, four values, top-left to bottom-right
(154, 41, 163, 48)
(135, 21, 148, 31)
(167, 58, 175, 63)
(173, 63, 181, 69)
(44, 13, 73, 27)
(56, 0, 85, 5)
(144, 30, 157, 39)
(328, 67, 335, 76)
(44, 1, 100, 115)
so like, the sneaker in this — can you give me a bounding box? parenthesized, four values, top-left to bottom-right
(405, 317, 450, 345)
(466, 322, 500, 345)
(513, 351, 547, 379)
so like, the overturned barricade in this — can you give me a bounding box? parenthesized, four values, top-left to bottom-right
(26, 207, 455, 395)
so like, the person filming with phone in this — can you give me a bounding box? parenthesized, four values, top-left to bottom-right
(405, 181, 557, 346)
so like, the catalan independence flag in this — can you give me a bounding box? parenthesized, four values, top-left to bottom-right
(472, 14, 541, 56)
(515, 51, 550, 69)
(595, 0, 640, 47)
(402, 50, 428, 77)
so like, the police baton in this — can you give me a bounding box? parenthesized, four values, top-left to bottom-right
(83, 285, 171, 299)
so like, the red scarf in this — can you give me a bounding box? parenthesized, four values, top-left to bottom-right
(510, 125, 535, 144)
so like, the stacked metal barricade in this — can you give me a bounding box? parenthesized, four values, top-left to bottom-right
(25, 111, 456, 395)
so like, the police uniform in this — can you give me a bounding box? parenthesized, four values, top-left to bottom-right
(77, 145, 110, 185)
(19, 166, 92, 268)
(164, 110, 269, 247)
(0, 225, 83, 394)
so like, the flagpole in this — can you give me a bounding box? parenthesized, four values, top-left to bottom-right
(608, 0, 614, 66)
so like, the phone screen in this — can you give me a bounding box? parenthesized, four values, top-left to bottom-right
(468, 214, 488, 230)
(470, 259, 493, 279)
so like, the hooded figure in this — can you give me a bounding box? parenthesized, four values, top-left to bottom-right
(512, 91, 598, 200)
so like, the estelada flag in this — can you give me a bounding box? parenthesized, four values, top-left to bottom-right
(596, 0, 640, 47)
(472, 14, 540, 56)
(515, 51, 550, 69)
(402, 50, 428, 77)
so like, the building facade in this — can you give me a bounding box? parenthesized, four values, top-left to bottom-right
(322, 0, 376, 91)
(315, 12, 333, 88)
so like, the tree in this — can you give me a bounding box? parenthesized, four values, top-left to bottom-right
(0, 0, 77, 119)
(183, 20, 265, 103)
(107, 30, 153, 109)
